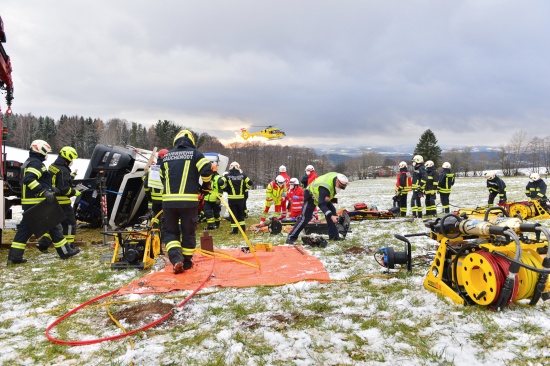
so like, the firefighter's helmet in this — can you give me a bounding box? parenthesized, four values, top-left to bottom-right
(398, 161, 407, 169)
(289, 177, 299, 186)
(305, 165, 314, 172)
(275, 175, 285, 186)
(485, 171, 496, 180)
(412, 155, 424, 164)
(424, 160, 434, 168)
(30, 140, 52, 156)
(530, 172, 541, 182)
(157, 149, 169, 159)
(279, 165, 287, 173)
(336, 173, 349, 190)
(229, 161, 240, 170)
(173, 129, 195, 146)
(59, 146, 78, 162)
(442, 162, 451, 169)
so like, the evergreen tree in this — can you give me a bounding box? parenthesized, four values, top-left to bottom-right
(413, 129, 442, 166)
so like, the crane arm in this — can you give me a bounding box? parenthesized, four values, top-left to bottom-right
(0, 16, 14, 108)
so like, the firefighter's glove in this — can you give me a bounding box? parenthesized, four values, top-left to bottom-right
(44, 190, 56, 203)
(200, 181, 211, 194)
(392, 195, 398, 203)
(74, 190, 81, 197)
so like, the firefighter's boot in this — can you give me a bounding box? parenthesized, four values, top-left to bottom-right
(207, 223, 216, 230)
(183, 255, 193, 271)
(7, 248, 27, 265)
(36, 237, 51, 253)
(56, 244, 80, 260)
(168, 248, 185, 274)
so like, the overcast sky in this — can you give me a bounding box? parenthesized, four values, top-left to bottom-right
(2, 1, 550, 150)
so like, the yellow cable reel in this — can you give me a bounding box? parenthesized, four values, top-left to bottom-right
(462, 252, 501, 306)
(508, 202, 535, 219)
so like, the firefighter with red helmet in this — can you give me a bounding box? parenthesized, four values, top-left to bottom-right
(203, 162, 224, 229)
(394, 161, 412, 217)
(7, 140, 80, 264)
(260, 175, 288, 224)
(160, 130, 212, 274)
(36, 146, 83, 253)
(287, 177, 304, 219)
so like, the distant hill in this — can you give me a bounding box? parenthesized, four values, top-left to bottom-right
(317, 145, 501, 164)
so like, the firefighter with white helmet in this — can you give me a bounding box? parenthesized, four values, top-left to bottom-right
(287, 177, 304, 219)
(278, 165, 291, 218)
(221, 161, 253, 234)
(438, 162, 455, 213)
(485, 171, 507, 206)
(394, 162, 412, 217)
(260, 175, 288, 224)
(287, 172, 349, 243)
(411, 155, 427, 218)
(7, 140, 80, 264)
(423, 160, 439, 217)
(525, 172, 548, 212)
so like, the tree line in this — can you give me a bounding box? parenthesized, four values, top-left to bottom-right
(3, 112, 546, 184)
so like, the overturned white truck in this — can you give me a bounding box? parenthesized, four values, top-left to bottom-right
(74, 144, 228, 229)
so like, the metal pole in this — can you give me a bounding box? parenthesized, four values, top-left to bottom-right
(100, 173, 109, 245)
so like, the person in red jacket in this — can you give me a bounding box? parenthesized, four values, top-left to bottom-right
(301, 164, 318, 188)
(287, 177, 304, 218)
(278, 165, 291, 218)
(260, 175, 288, 224)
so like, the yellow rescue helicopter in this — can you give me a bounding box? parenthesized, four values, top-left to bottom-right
(240, 126, 286, 141)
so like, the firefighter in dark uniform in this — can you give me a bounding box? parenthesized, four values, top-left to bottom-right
(394, 161, 411, 217)
(221, 162, 253, 234)
(525, 173, 548, 212)
(486, 172, 507, 205)
(7, 140, 80, 264)
(203, 162, 224, 230)
(160, 130, 212, 274)
(438, 162, 455, 214)
(411, 155, 427, 219)
(424, 160, 439, 217)
(36, 146, 83, 252)
(286, 172, 348, 244)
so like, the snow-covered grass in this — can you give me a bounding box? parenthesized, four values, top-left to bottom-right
(2, 156, 550, 364)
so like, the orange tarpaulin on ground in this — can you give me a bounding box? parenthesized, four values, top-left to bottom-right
(118, 246, 330, 295)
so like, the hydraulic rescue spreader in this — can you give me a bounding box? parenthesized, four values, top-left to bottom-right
(422, 207, 550, 310)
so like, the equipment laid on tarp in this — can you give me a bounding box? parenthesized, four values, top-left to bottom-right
(22, 200, 67, 237)
(414, 206, 550, 310)
(118, 245, 329, 294)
